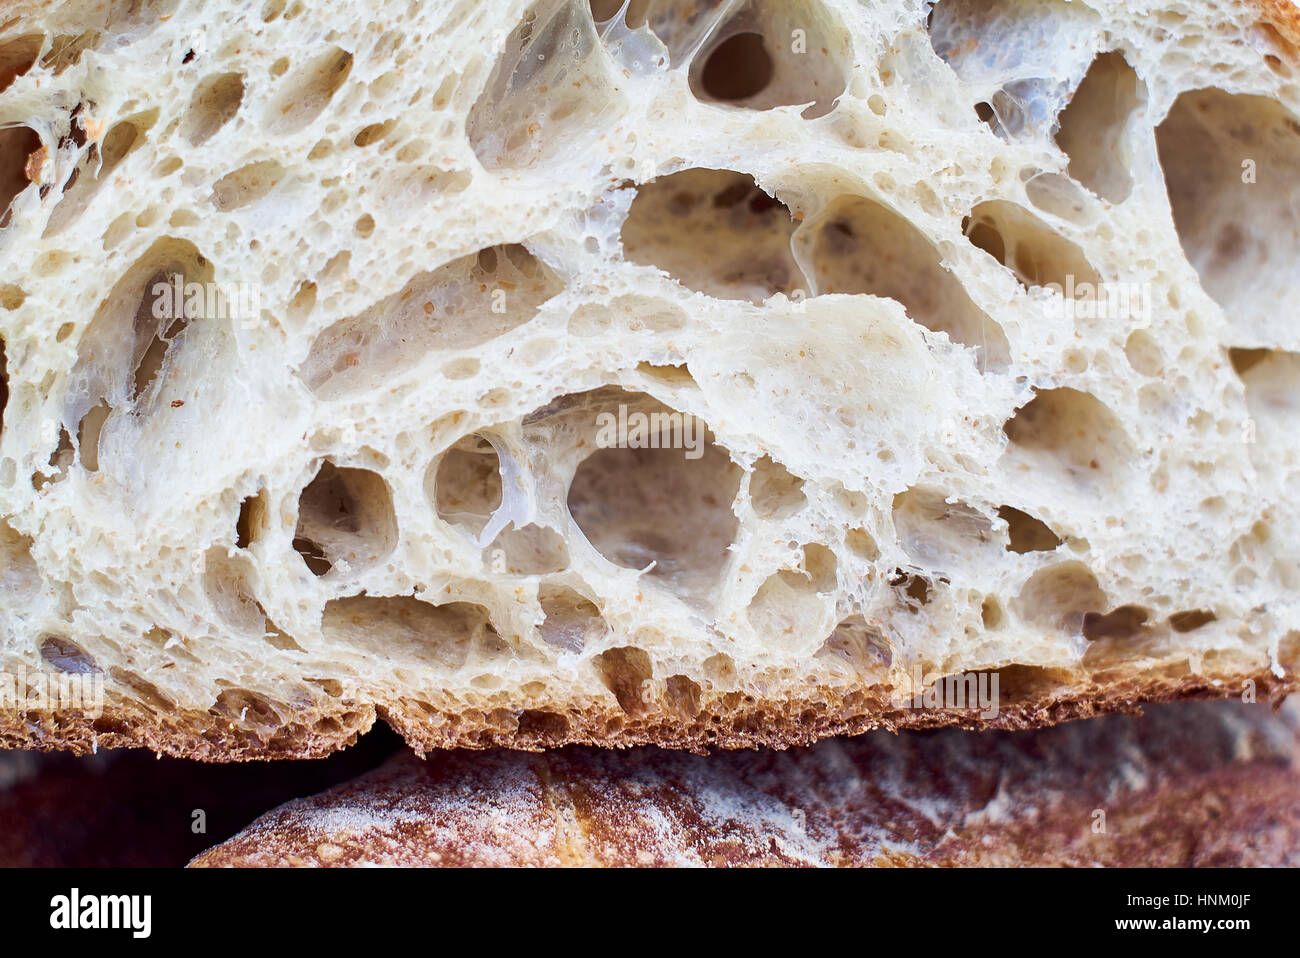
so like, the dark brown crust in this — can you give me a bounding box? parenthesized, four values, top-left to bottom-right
(191, 698, 1300, 867)
(0, 727, 403, 865)
(2, 663, 1290, 761)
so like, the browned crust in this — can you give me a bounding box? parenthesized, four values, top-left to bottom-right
(0, 699, 377, 761)
(1251, 0, 1300, 53)
(2, 663, 1291, 761)
(383, 663, 1298, 754)
(0, 729, 402, 865)
(191, 698, 1300, 867)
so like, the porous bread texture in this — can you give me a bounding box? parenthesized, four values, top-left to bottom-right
(191, 699, 1300, 866)
(0, 0, 1297, 758)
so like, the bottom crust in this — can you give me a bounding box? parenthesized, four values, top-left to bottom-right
(191, 696, 1300, 866)
(2, 662, 1292, 760)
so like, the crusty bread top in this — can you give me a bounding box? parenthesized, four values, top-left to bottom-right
(191, 698, 1300, 866)
(0, 0, 1298, 757)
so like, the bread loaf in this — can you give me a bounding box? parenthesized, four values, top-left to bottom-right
(0, 0, 1298, 757)
(191, 699, 1300, 866)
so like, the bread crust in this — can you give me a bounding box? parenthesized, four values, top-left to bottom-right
(191, 699, 1300, 866)
(1256, 0, 1300, 48)
(5, 664, 1291, 760)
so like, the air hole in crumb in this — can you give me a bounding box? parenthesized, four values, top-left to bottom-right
(211, 688, 284, 731)
(965, 200, 1101, 291)
(131, 277, 188, 401)
(962, 207, 1000, 251)
(40, 635, 100, 673)
(71, 237, 213, 424)
(295, 462, 397, 576)
(538, 584, 605, 653)
(565, 389, 742, 606)
(300, 244, 561, 399)
(114, 668, 175, 711)
(1157, 88, 1300, 345)
(0, 125, 42, 220)
(45, 112, 157, 238)
(0, 285, 25, 310)
(697, 33, 773, 101)
(432, 434, 503, 538)
(846, 527, 879, 561)
(307, 677, 343, 697)
(636, 361, 696, 386)
(1002, 387, 1133, 495)
(889, 568, 932, 610)
(0, 34, 42, 95)
(1125, 330, 1164, 377)
(807, 196, 1008, 368)
(1082, 604, 1150, 641)
(468, 0, 615, 171)
(992, 664, 1073, 706)
(1169, 609, 1216, 632)
(621, 168, 804, 303)
(0, 336, 6, 437)
(354, 119, 395, 147)
(686, 4, 847, 118)
(518, 709, 569, 739)
(750, 455, 806, 519)
(748, 544, 838, 649)
(293, 537, 331, 576)
(815, 614, 892, 679)
(33, 427, 73, 491)
(594, 646, 654, 717)
(267, 46, 352, 134)
(1231, 348, 1300, 457)
(980, 596, 1002, 629)
(184, 72, 246, 145)
(1054, 51, 1142, 203)
(664, 674, 703, 719)
(1015, 561, 1105, 634)
(236, 490, 267, 549)
(211, 160, 285, 211)
(997, 505, 1061, 553)
(1228, 346, 1269, 377)
(76, 402, 110, 472)
(893, 487, 998, 572)
(41, 32, 100, 76)
(483, 522, 570, 575)
(321, 595, 499, 671)
(1023, 171, 1092, 223)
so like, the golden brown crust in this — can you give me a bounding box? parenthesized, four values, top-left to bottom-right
(385, 664, 1297, 755)
(2, 663, 1290, 761)
(191, 698, 1300, 867)
(0, 700, 376, 761)
(1252, 0, 1300, 52)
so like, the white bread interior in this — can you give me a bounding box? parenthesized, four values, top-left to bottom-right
(0, 0, 1297, 755)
